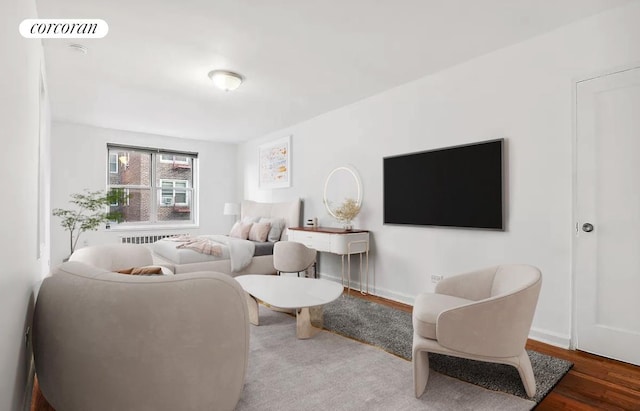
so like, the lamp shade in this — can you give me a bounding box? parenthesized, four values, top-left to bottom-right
(223, 202, 240, 216)
(208, 70, 243, 91)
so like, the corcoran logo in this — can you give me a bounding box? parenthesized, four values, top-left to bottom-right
(19, 19, 108, 38)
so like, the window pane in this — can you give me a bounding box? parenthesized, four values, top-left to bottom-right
(157, 190, 191, 222)
(174, 190, 187, 204)
(156, 157, 193, 186)
(108, 188, 151, 223)
(160, 180, 173, 205)
(108, 150, 151, 186)
(109, 154, 118, 173)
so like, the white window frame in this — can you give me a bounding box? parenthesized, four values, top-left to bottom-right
(106, 145, 198, 228)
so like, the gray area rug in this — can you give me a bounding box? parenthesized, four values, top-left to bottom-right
(236, 308, 535, 410)
(323, 294, 573, 404)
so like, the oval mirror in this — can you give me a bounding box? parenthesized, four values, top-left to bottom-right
(323, 166, 362, 228)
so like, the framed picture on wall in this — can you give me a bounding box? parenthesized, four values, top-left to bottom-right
(259, 135, 291, 189)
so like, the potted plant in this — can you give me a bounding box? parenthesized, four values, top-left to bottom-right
(53, 189, 127, 257)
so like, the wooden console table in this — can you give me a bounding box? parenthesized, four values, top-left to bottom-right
(288, 227, 370, 294)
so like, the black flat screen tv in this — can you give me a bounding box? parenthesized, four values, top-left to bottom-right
(383, 139, 504, 230)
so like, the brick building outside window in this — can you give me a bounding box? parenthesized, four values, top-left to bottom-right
(107, 145, 197, 226)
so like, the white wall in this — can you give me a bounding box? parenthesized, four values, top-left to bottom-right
(240, 2, 640, 347)
(0, 0, 50, 409)
(50, 123, 239, 265)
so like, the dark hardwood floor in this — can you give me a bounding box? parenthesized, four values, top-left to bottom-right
(350, 290, 640, 410)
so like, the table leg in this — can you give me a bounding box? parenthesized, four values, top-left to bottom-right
(296, 306, 323, 339)
(245, 292, 259, 326)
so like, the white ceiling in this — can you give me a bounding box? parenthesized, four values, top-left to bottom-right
(38, 0, 631, 143)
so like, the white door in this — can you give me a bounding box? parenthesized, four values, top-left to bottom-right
(575, 66, 640, 365)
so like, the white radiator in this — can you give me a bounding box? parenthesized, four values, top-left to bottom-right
(119, 234, 186, 244)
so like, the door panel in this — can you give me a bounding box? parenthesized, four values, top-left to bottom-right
(575, 67, 640, 365)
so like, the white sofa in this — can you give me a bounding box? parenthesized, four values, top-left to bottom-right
(69, 243, 175, 274)
(33, 260, 249, 411)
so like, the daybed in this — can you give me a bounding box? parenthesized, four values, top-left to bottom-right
(152, 199, 301, 275)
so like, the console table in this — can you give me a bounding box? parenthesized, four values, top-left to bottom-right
(288, 227, 370, 294)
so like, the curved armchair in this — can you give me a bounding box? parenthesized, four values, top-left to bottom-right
(33, 261, 249, 411)
(273, 241, 317, 277)
(412, 264, 542, 398)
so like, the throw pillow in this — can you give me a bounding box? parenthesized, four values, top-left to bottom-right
(116, 266, 163, 275)
(259, 217, 286, 242)
(248, 222, 272, 242)
(230, 221, 253, 240)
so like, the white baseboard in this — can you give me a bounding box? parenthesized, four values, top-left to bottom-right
(529, 327, 571, 349)
(318, 271, 415, 306)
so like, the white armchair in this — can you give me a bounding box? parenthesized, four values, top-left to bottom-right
(412, 264, 542, 398)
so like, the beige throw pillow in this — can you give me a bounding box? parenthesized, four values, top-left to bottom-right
(116, 266, 163, 275)
(230, 221, 253, 240)
(248, 222, 272, 242)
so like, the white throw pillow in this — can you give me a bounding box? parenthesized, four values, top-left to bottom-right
(259, 217, 286, 242)
(242, 215, 260, 224)
(230, 221, 253, 240)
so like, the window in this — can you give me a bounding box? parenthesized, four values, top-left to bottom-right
(108, 153, 118, 173)
(160, 154, 189, 165)
(160, 180, 188, 206)
(107, 144, 198, 226)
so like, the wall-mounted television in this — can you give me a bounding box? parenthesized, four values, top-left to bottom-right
(383, 139, 504, 230)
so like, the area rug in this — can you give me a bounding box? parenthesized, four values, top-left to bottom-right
(236, 308, 535, 410)
(322, 294, 573, 404)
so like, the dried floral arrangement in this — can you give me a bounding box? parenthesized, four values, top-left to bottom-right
(332, 197, 361, 222)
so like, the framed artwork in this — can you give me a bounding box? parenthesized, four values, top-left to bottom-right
(259, 135, 291, 189)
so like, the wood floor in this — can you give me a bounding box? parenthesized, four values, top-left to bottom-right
(351, 291, 640, 410)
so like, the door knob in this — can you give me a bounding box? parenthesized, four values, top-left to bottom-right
(582, 223, 594, 233)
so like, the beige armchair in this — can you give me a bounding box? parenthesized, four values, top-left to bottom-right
(412, 264, 542, 398)
(33, 261, 249, 411)
(273, 241, 317, 277)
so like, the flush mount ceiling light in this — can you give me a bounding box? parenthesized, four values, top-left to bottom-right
(208, 70, 243, 92)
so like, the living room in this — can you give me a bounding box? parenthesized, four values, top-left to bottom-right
(3, 1, 640, 410)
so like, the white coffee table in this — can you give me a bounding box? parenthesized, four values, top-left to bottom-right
(235, 275, 343, 339)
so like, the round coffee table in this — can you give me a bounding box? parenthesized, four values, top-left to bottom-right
(235, 275, 343, 339)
